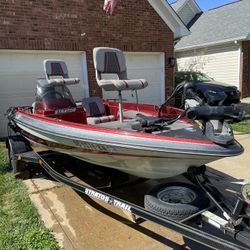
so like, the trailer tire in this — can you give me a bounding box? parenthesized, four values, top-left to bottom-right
(144, 182, 209, 221)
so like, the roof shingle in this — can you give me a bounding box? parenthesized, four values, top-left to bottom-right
(175, 0, 250, 50)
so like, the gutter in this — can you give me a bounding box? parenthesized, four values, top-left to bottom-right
(237, 42, 242, 91)
(175, 36, 247, 52)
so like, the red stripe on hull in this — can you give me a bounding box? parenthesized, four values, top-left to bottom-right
(16, 110, 214, 145)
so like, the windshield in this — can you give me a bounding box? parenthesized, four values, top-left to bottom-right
(175, 72, 214, 85)
(35, 84, 76, 110)
(192, 72, 213, 82)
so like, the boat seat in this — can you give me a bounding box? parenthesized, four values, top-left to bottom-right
(82, 96, 115, 125)
(93, 47, 148, 122)
(93, 48, 148, 91)
(96, 79, 147, 92)
(43, 59, 80, 85)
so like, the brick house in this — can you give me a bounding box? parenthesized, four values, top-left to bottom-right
(173, 0, 250, 98)
(0, 0, 188, 137)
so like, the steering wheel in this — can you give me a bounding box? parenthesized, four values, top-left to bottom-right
(42, 91, 64, 99)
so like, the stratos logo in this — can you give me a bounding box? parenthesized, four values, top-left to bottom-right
(84, 188, 131, 212)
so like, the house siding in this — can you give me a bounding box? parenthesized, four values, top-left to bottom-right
(0, 0, 174, 98)
(176, 44, 240, 88)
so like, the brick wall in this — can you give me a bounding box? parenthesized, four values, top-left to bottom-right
(1, 0, 174, 98)
(242, 41, 250, 98)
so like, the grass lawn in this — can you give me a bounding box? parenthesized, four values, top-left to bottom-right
(229, 114, 250, 133)
(0, 144, 58, 250)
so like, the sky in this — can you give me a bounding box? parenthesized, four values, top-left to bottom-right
(168, 0, 239, 11)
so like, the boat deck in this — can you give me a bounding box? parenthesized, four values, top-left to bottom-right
(95, 119, 140, 131)
(95, 119, 207, 141)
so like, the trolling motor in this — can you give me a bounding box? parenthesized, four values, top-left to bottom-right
(157, 81, 244, 145)
(182, 81, 230, 108)
(182, 82, 244, 145)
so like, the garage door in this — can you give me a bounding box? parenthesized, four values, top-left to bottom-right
(0, 50, 88, 137)
(102, 52, 165, 105)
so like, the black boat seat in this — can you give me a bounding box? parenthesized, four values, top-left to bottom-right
(82, 96, 115, 125)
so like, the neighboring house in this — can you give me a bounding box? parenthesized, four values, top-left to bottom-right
(173, 0, 250, 98)
(0, 0, 189, 137)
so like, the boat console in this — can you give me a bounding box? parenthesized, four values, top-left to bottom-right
(33, 79, 86, 124)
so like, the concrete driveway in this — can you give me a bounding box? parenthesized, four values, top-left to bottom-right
(23, 134, 250, 250)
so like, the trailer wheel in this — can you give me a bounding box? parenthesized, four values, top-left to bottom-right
(144, 182, 209, 221)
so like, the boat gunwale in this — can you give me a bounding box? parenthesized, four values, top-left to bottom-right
(12, 110, 244, 158)
(16, 109, 214, 145)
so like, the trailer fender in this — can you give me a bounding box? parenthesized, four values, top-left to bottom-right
(6, 135, 32, 175)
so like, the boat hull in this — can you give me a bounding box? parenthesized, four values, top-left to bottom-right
(11, 111, 243, 179)
(27, 137, 221, 179)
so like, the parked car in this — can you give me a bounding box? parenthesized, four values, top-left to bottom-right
(174, 71, 241, 108)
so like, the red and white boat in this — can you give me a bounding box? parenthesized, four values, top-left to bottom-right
(7, 48, 243, 179)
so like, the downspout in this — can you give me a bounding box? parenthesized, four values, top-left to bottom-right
(235, 40, 242, 93)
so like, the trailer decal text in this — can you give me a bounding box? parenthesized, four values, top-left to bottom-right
(84, 188, 131, 212)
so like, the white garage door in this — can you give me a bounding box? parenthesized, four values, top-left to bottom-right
(0, 50, 88, 137)
(103, 52, 165, 105)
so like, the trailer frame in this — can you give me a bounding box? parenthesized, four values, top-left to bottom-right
(6, 133, 250, 250)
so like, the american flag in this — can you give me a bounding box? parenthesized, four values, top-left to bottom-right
(103, 0, 118, 16)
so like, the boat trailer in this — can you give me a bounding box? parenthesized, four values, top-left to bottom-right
(6, 133, 250, 250)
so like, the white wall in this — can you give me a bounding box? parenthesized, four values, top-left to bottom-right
(176, 44, 240, 87)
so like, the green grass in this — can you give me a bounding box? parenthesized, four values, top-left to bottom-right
(229, 114, 250, 133)
(0, 145, 58, 250)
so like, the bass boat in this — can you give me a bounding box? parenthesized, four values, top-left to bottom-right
(6, 47, 244, 179)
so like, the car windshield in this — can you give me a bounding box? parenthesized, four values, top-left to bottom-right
(35, 84, 76, 110)
(175, 72, 193, 84)
(175, 72, 214, 85)
(192, 72, 213, 82)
